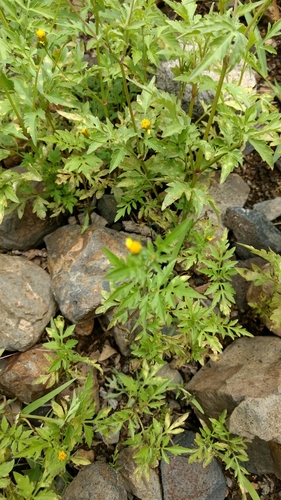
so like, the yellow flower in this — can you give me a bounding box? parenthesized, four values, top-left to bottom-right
(36, 29, 46, 44)
(141, 119, 151, 134)
(126, 238, 142, 254)
(58, 450, 67, 461)
(206, 235, 213, 241)
(81, 128, 90, 137)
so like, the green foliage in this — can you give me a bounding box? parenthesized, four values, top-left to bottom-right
(95, 358, 195, 477)
(36, 316, 102, 388)
(98, 223, 251, 365)
(238, 246, 281, 330)
(186, 410, 260, 500)
(0, 373, 98, 499)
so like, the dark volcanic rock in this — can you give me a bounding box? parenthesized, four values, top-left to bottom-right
(62, 462, 127, 500)
(161, 431, 226, 500)
(224, 207, 281, 258)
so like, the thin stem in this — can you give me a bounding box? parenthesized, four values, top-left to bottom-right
(0, 8, 9, 29)
(192, 57, 228, 185)
(32, 49, 46, 112)
(244, 0, 273, 36)
(91, 0, 109, 118)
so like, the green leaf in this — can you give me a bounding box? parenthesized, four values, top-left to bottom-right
(249, 139, 273, 167)
(180, 34, 234, 82)
(239, 474, 261, 500)
(21, 379, 76, 415)
(161, 181, 190, 211)
(23, 109, 45, 146)
(4, 185, 19, 203)
(0, 459, 15, 477)
(110, 148, 127, 173)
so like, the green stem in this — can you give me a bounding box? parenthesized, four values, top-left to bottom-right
(188, 83, 198, 120)
(244, 0, 274, 36)
(32, 49, 46, 112)
(0, 8, 9, 29)
(91, 0, 109, 118)
(192, 57, 228, 186)
(124, 0, 135, 46)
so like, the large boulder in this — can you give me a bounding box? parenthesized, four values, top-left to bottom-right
(187, 336, 281, 477)
(62, 462, 127, 500)
(44, 225, 127, 324)
(0, 254, 57, 352)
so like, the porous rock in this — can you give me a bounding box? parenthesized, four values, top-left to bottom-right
(0, 345, 56, 403)
(187, 336, 281, 477)
(224, 207, 281, 259)
(62, 461, 127, 500)
(44, 224, 127, 324)
(118, 447, 162, 500)
(104, 309, 141, 356)
(161, 430, 226, 500)
(0, 254, 57, 352)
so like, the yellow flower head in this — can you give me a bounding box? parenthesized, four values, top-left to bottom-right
(206, 235, 213, 241)
(126, 238, 142, 254)
(141, 119, 151, 134)
(58, 450, 67, 461)
(81, 128, 90, 137)
(36, 29, 46, 44)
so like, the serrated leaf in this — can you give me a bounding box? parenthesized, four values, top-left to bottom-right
(110, 148, 126, 173)
(161, 181, 189, 211)
(23, 109, 45, 146)
(181, 34, 234, 82)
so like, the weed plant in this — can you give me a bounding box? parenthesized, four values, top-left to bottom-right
(1, 0, 281, 498)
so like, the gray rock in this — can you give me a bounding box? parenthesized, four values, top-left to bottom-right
(197, 173, 249, 242)
(254, 197, 281, 221)
(156, 60, 214, 118)
(0, 201, 63, 250)
(156, 363, 183, 387)
(0, 345, 56, 403)
(186, 336, 281, 477)
(44, 224, 127, 324)
(0, 167, 63, 251)
(224, 207, 281, 258)
(97, 195, 118, 226)
(62, 462, 127, 500)
(229, 394, 281, 443)
(161, 431, 226, 500)
(208, 173, 250, 225)
(0, 254, 57, 351)
(118, 447, 162, 500)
